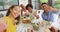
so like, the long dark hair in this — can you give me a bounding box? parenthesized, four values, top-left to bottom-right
(6, 5, 20, 21)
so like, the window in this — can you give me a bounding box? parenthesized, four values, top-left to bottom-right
(0, 0, 18, 11)
(19, 0, 28, 6)
(31, 0, 40, 9)
(31, 0, 36, 9)
(0, 0, 4, 10)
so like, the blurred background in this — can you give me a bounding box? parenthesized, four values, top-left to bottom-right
(0, 0, 60, 17)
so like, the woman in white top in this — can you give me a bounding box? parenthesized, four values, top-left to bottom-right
(21, 4, 29, 16)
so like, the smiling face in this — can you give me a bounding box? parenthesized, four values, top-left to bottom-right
(26, 4, 33, 13)
(42, 4, 50, 13)
(10, 6, 21, 18)
(27, 7, 32, 13)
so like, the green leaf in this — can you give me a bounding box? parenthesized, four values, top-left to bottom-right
(40, 0, 48, 4)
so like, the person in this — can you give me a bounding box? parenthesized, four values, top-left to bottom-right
(26, 4, 39, 19)
(20, 4, 29, 16)
(41, 3, 59, 22)
(41, 3, 60, 32)
(0, 5, 21, 32)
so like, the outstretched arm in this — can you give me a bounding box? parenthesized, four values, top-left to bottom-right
(0, 18, 8, 32)
(48, 6, 59, 12)
(51, 7, 58, 12)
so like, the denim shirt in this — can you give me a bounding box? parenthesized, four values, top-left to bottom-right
(42, 11, 54, 22)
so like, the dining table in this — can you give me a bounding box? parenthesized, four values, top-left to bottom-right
(16, 20, 52, 32)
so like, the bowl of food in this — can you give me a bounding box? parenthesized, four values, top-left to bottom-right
(22, 18, 31, 24)
(32, 23, 39, 30)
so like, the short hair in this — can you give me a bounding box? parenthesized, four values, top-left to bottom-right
(41, 3, 48, 5)
(26, 4, 33, 10)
